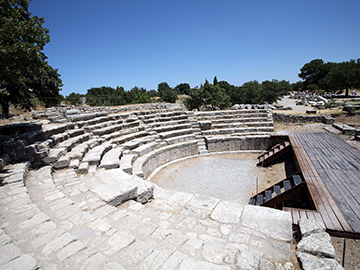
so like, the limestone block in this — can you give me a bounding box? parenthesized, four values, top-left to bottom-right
(296, 252, 344, 270)
(82, 168, 138, 206)
(53, 155, 71, 169)
(1, 254, 38, 270)
(77, 162, 89, 174)
(69, 159, 80, 169)
(202, 240, 227, 264)
(130, 142, 158, 157)
(242, 205, 292, 242)
(82, 143, 113, 165)
(298, 218, 326, 238)
(181, 194, 220, 219)
(100, 147, 123, 169)
(43, 147, 66, 164)
(211, 201, 243, 224)
(235, 248, 262, 270)
(297, 232, 335, 258)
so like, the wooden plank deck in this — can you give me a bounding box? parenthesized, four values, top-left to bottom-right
(287, 132, 360, 237)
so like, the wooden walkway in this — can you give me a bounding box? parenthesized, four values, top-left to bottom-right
(286, 132, 360, 238)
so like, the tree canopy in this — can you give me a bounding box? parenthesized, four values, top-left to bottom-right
(299, 59, 360, 95)
(0, 0, 62, 117)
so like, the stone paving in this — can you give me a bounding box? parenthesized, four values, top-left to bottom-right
(0, 162, 296, 269)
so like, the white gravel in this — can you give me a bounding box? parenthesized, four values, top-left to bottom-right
(150, 153, 264, 206)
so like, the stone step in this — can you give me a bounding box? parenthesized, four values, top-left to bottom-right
(194, 109, 268, 117)
(111, 130, 150, 145)
(0, 163, 114, 269)
(147, 119, 188, 129)
(129, 141, 159, 157)
(56, 133, 93, 152)
(44, 148, 67, 164)
(158, 128, 194, 140)
(69, 137, 105, 160)
(122, 135, 156, 150)
(332, 122, 357, 135)
(25, 166, 132, 268)
(164, 134, 196, 145)
(99, 147, 123, 169)
(81, 143, 113, 165)
(67, 112, 108, 122)
(42, 123, 76, 137)
(211, 117, 270, 124)
(153, 123, 192, 133)
(78, 168, 154, 206)
(120, 153, 137, 175)
(211, 121, 274, 129)
(202, 127, 274, 136)
(85, 119, 124, 133)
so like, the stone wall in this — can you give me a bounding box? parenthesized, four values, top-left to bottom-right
(273, 113, 334, 124)
(205, 135, 272, 153)
(139, 141, 198, 179)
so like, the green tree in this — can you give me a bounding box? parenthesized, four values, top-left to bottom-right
(147, 89, 159, 97)
(127, 86, 152, 104)
(323, 59, 360, 96)
(65, 92, 82, 106)
(298, 59, 335, 90)
(184, 79, 230, 110)
(184, 87, 203, 110)
(174, 83, 191, 95)
(157, 82, 177, 103)
(239, 80, 262, 104)
(0, 0, 62, 117)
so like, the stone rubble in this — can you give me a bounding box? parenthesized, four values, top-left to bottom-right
(296, 219, 344, 270)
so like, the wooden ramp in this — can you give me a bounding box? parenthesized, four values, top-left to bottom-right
(287, 132, 360, 238)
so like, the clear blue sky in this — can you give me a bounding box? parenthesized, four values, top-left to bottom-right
(29, 0, 360, 96)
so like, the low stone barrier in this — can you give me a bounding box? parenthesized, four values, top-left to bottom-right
(133, 140, 198, 179)
(273, 113, 335, 124)
(205, 135, 271, 153)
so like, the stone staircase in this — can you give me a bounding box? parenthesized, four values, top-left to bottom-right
(195, 109, 274, 137)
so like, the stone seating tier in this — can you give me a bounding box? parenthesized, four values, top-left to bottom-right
(202, 126, 274, 136)
(132, 140, 199, 179)
(158, 128, 194, 139)
(83, 118, 124, 132)
(146, 119, 189, 128)
(152, 123, 192, 133)
(122, 135, 156, 150)
(76, 113, 132, 128)
(210, 116, 270, 124)
(129, 141, 159, 157)
(81, 143, 113, 165)
(210, 121, 274, 129)
(67, 112, 108, 122)
(111, 130, 151, 145)
(99, 147, 124, 169)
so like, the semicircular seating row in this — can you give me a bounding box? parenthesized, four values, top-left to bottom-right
(39, 108, 274, 178)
